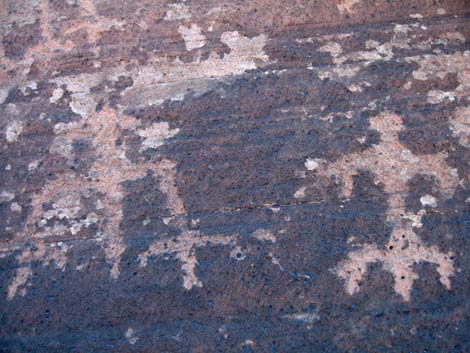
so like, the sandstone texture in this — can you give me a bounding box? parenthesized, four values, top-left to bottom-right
(0, 0, 469, 352)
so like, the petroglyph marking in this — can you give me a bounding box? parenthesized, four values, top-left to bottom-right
(294, 186, 307, 199)
(136, 156, 238, 290)
(30, 0, 124, 57)
(10, 202, 22, 213)
(310, 112, 458, 301)
(49, 88, 64, 104)
(319, 42, 343, 60)
(316, 24, 415, 76)
(6, 105, 184, 298)
(139, 228, 237, 290)
(317, 66, 359, 80)
(137, 171, 275, 289)
(305, 158, 322, 171)
(131, 30, 268, 82)
(4, 25, 272, 298)
(6, 242, 68, 300)
(0, 191, 15, 202)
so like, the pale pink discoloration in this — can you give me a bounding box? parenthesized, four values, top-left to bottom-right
(0, 0, 125, 88)
(252, 229, 276, 243)
(5, 242, 68, 300)
(337, 0, 361, 14)
(337, 225, 454, 301)
(137, 160, 238, 289)
(318, 112, 458, 301)
(121, 30, 270, 108)
(411, 51, 470, 104)
(449, 106, 470, 147)
(2, 24, 273, 297)
(6, 106, 183, 298)
(44, 106, 183, 279)
(137, 122, 180, 152)
(322, 113, 459, 202)
(139, 228, 237, 290)
(62, 0, 125, 51)
(139, 176, 282, 290)
(30, 0, 124, 57)
(178, 24, 207, 51)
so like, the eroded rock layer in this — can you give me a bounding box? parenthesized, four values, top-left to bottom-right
(1, 0, 469, 352)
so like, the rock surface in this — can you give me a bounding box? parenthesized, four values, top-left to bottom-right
(0, 0, 469, 352)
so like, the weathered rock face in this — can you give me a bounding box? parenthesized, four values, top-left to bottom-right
(0, 0, 469, 352)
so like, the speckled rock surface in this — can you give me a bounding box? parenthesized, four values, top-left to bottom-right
(0, 1, 469, 352)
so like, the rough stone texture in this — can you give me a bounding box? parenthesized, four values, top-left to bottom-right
(0, 0, 469, 352)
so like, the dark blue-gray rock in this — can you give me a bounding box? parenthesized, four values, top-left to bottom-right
(0, 0, 469, 352)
